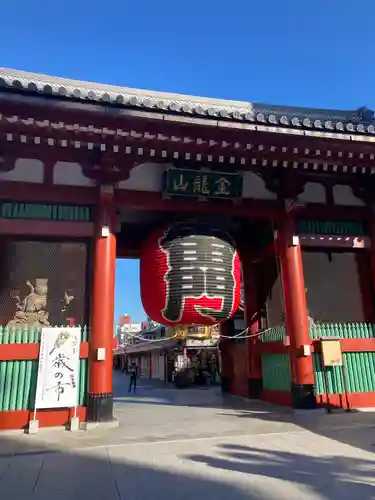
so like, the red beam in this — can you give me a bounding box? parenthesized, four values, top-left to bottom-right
(316, 392, 375, 409)
(0, 141, 95, 166)
(115, 189, 371, 221)
(299, 234, 370, 249)
(0, 182, 368, 232)
(0, 180, 98, 204)
(115, 189, 282, 218)
(116, 188, 367, 218)
(312, 338, 375, 352)
(261, 390, 292, 406)
(259, 342, 288, 354)
(0, 342, 89, 361)
(302, 204, 368, 221)
(260, 338, 375, 357)
(117, 244, 141, 258)
(0, 219, 94, 237)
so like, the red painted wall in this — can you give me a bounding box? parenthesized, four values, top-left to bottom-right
(228, 341, 249, 397)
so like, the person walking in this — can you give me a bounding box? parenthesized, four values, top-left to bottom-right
(122, 358, 129, 374)
(128, 362, 138, 393)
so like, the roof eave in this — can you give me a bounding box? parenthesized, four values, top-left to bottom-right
(1, 75, 375, 143)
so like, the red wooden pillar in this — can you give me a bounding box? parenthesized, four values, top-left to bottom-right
(241, 250, 262, 398)
(277, 217, 316, 409)
(87, 186, 117, 422)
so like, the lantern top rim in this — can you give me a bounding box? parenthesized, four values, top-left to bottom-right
(156, 222, 237, 248)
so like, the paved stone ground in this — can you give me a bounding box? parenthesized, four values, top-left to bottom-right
(1, 372, 375, 499)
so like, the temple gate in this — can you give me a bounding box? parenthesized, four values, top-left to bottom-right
(0, 67, 375, 429)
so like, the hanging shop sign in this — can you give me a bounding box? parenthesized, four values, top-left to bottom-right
(140, 222, 242, 326)
(163, 168, 243, 199)
(35, 327, 81, 409)
(187, 325, 207, 338)
(321, 339, 343, 367)
(186, 338, 218, 348)
(296, 219, 366, 237)
(171, 324, 218, 339)
(0, 201, 92, 222)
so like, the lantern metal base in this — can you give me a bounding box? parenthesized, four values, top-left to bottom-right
(220, 376, 230, 393)
(87, 392, 114, 422)
(248, 377, 263, 399)
(291, 383, 317, 409)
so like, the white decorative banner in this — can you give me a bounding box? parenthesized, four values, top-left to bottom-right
(35, 327, 81, 409)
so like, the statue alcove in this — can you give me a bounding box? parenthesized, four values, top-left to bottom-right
(0, 239, 88, 327)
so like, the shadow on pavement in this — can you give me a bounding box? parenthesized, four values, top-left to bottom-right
(216, 407, 375, 454)
(114, 371, 375, 456)
(185, 443, 375, 499)
(0, 432, 259, 499)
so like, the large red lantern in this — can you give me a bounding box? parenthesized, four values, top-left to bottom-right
(140, 222, 241, 326)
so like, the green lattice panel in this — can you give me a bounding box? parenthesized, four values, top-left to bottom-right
(260, 325, 286, 342)
(0, 325, 89, 344)
(297, 219, 365, 236)
(313, 352, 375, 395)
(261, 354, 291, 391)
(310, 323, 375, 340)
(0, 358, 87, 411)
(0, 202, 92, 222)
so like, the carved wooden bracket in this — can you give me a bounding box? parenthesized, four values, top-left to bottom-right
(352, 176, 375, 205)
(284, 198, 306, 214)
(0, 153, 17, 172)
(81, 151, 137, 184)
(262, 170, 306, 200)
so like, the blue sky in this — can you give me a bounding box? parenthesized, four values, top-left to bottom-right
(2, 1, 375, 322)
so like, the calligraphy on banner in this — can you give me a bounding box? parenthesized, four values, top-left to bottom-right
(35, 327, 81, 409)
(163, 168, 243, 199)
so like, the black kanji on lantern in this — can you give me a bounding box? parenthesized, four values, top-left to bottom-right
(159, 223, 237, 322)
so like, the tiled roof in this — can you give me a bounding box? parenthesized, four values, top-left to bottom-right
(0, 67, 375, 135)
